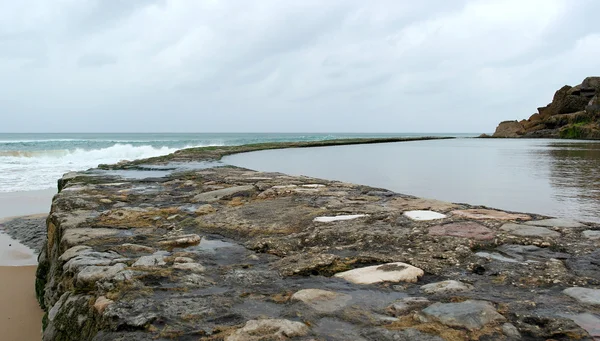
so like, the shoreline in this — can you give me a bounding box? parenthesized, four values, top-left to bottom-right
(35, 138, 600, 340)
(0, 213, 47, 341)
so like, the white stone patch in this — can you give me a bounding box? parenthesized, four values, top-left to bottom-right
(475, 252, 520, 263)
(421, 280, 473, 294)
(334, 262, 424, 284)
(302, 184, 326, 188)
(313, 214, 368, 223)
(271, 185, 297, 189)
(583, 230, 600, 240)
(403, 210, 447, 221)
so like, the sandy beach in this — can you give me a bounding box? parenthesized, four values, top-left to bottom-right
(0, 190, 54, 341)
(0, 266, 44, 340)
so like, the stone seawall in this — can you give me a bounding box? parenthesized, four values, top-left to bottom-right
(36, 138, 600, 340)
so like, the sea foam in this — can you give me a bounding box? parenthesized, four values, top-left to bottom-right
(0, 143, 211, 192)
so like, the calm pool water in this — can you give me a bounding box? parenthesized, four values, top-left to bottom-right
(224, 138, 600, 223)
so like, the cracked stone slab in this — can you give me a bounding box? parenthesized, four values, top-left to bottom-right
(132, 253, 166, 268)
(334, 262, 424, 284)
(420, 300, 506, 331)
(403, 210, 446, 221)
(192, 185, 255, 203)
(76, 263, 127, 286)
(387, 197, 458, 212)
(500, 223, 560, 238)
(451, 209, 531, 221)
(428, 222, 495, 240)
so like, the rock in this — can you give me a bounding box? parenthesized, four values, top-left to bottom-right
(428, 222, 494, 240)
(420, 280, 473, 295)
(313, 214, 368, 223)
(193, 185, 255, 203)
(500, 223, 560, 238)
(386, 297, 430, 316)
(76, 263, 127, 286)
(334, 262, 424, 284)
(94, 296, 113, 314)
(583, 230, 600, 240)
(174, 256, 194, 263)
(490, 77, 600, 139)
(132, 253, 166, 268)
(387, 197, 457, 212)
(226, 319, 309, 341)
(363, 328, 445, 341)
(403, 210, 446, 221)
(420, 300, 506, 330)
(58, 245, 93, 262)
(502, 323, 522, 340)
(582, 76, 600, 90)
(291, 289, 352, 312)
(99, 199, 112, 204)
(491, 244, 570, 264)
(115, 243, 155, 253)
(475, 251, 521, 263)
(158, 234, 201, 247)
(195, 204, 216, 215)
(451, 209, 531, 221)
(563, 287, 600, 305)
(525, 218, 585, 228)
(61, 228, 119, 247)
(492, 120, 525, 138)
(172, 262, 205, 273)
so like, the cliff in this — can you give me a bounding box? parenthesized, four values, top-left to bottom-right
(492, 77, 600, 139)
(36, 138, 600, 340)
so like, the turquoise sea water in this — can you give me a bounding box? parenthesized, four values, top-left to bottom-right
(0, 133, 469, 192)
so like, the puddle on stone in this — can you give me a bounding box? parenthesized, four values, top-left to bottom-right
(232, 300, 284, 319)
(97, 169, 173, 180)
(136, 161, 224, 172)
(344, 289, 406, 310)
(197, 238, 238, 251)
(91, 162, 223, 181)
(313, 317, 367, 341)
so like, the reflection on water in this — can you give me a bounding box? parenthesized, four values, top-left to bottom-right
(224, 139, 600, 223)
(544, 142, 600, 222)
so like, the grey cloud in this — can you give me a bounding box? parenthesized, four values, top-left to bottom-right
(0, 0, 599, 133)
(77, 53, 117, 67)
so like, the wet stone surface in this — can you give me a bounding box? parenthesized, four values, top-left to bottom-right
(34, 144, 600, 341)
(0, 216, 47, 252)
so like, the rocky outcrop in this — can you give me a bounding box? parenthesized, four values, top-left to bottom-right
(35, 141, 600, 340)
(492, 76, 600, 139)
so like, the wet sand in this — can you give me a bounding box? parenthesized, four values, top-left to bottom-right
(0, 200, 52, 341)
(0, 266, 44, 340)
(0, 189, 55, 218)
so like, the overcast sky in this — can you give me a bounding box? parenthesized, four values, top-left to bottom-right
(1, 0, 598, 133)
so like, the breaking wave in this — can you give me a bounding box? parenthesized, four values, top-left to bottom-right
(0, 143, 213, 192)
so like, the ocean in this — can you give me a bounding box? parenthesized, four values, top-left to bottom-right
(0, 133, 466, 193)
